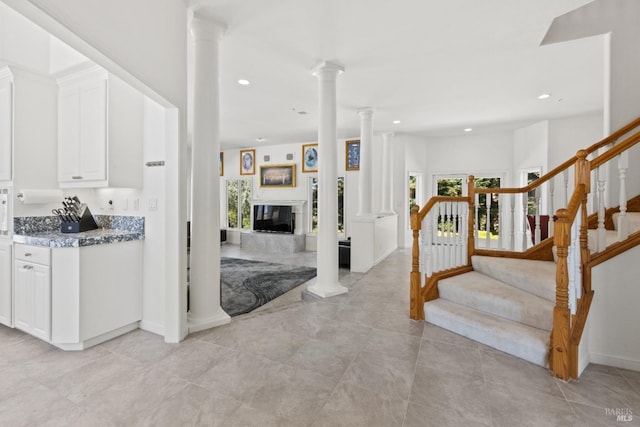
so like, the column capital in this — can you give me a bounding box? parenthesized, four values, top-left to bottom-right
(311, 61, 345, 79)
(357, 107, 374, 118)
(190, 7, 227, 41)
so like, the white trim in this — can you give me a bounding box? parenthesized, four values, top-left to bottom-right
(589, 352, 640, 372)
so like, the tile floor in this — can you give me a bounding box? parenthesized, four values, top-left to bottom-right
(1, 247, 639, 426)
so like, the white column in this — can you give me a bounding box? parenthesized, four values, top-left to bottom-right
(307, 61, 348, 298)
(357, 108, 374, 216)
(380, 132, 395, 214)
(188, 8, 230, 332)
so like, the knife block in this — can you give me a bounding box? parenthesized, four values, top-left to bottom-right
(60, 206, 99, 233)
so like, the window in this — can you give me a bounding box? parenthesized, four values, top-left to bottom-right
(226, 178, 252, 229)
(409, 172, 423, 225)
(526, 171, 541, 215)
(309, 176, 345, 234)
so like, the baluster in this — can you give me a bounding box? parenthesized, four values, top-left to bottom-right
(474, 193, 479, 248)
(534, 187, 541, 245)
(522, 191, 528, 251)
(549, 177, 555, 238)
(617, 151, 629, 239)
(423, 211, 433, 278)
(510, 194, 515, 251)
(461, 202, 468, 263)
(433, 202, 441, 273)
(444, 202, 451, 269)
(452, 202, 459, 267)
(497, 194, 503, 250)
(563, 169, 569, 206)
(597, 166, 607, 252)
(485, 193, 491, 249)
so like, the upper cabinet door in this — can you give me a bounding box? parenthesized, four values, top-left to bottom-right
(78, 79, 107, 182)
(58, 85, 82, 182)
(58, 76, 107, 184)
(0, 80, 12, 181)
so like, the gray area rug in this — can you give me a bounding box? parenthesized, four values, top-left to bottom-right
(221, 257, 317, 317)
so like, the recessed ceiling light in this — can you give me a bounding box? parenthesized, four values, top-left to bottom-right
(238, 79, 250, 86)
(297, 111, 308, 115)
(392, 120, 401, 124)
(256, 137, 266, 142)
(538, 93, 551, 99)
(464, 128, 473, 132)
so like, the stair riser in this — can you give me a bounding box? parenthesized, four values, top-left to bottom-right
(425, 301, 549, 368)
(471, 256, 556, 301)
(438, 283, 553, 331)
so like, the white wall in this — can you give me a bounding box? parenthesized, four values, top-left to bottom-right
(396, 134, 428, 248)
(0, 2, 49, 73)
(588, 245, 640, 371)
(222, 138, 355, 249)
(547, 113, 603, 213)
(514, 121, 548, 182)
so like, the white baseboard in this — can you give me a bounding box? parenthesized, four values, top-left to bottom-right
(139, 320, 165, 337)
(589, 352, 640, 372)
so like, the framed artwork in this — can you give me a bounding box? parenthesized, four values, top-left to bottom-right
(260, 164, 296, 187)
(302, 143, 318, 173)
(220, 152, 224, 176)
(240, 149, 256, 175)
(345, 139, 360, 171)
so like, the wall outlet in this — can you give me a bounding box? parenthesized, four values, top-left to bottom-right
(149, 197, 158, 211)
(122, 199, 129, 211)
(133, 198, 140, 211)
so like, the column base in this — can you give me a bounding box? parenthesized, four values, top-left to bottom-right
(307, 282, 348, 298)
(188, 309, 231, 333)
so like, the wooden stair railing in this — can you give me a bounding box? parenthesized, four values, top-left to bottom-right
(410, 116, 640, 380)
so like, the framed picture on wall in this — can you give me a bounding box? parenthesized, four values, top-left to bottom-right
(240, 149, 256, 175)
(220, 152, 224, 176)
(345, 139, 360, 171)
(260, 164, 296, 187)
(302, 143, 318, 173)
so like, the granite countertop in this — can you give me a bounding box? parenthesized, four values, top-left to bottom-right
(12, 215, 145, 248)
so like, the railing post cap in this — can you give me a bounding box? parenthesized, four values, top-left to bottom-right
(576, 149, 588, 159)
(411, 205, 419, 214)
(556, 208, 569, 219)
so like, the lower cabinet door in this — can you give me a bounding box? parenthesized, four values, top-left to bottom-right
(30, 264, 51, 341)
(13, 260, 31, 332)
(13, 260, 50, 341)
(0, 242, 11, 327)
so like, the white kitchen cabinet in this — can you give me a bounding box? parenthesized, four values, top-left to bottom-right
(0, 75, 12, 181)
(51, 240, 142, 350)
(14, 244, 51, 341)
(0, 241, 12, 327)
(57, 65, 143, 189)
(0, 66, 58, 217)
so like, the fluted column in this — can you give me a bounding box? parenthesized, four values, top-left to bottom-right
(357, 108, 374, 216)
(307, 61, 348, 298)
(188, 8, 230, 332)
(380, 132, 395, 214)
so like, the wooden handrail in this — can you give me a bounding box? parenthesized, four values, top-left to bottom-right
(415, 196, 470, 222)
(585, 116, 640, 155)
(591, 130, 640, 169)
(475, 117, 640, 196)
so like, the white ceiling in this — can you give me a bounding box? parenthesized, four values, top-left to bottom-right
(198, 0, 603, 149)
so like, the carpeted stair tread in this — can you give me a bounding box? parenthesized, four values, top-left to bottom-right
(586, 229, 620, 253)
(612, 212, 640, 234)
(471, 255, 556, 301)
(424, 299, 549, 367)
(438, 271, 553, 331)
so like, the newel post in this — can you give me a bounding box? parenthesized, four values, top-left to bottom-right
(552, 208, 571, 380)
(467, 175, 475, 264)
(410, 205, 423, 320)
(575, 150, 591, 291)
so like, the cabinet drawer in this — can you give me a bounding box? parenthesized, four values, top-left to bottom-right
(15, 245, 50, 265)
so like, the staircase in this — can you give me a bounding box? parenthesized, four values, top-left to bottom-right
(425, 256, 554, 367)
(409, 117, 640, 380)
